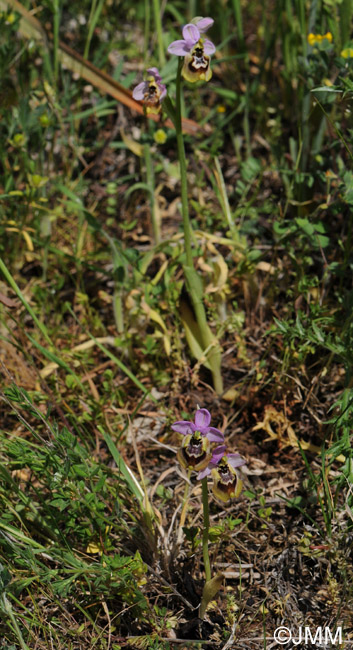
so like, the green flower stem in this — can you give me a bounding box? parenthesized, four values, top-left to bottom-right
(175, 59, 193, 268)
(201, 477, 211, 582)
(174, 60, 223, 394)
(200, 478, 224, 618)
(177, 468, 192, 543)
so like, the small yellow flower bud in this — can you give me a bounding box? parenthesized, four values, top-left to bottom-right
(154, 129, 167, 144)
(12, 133, 26, 147)
(39, 113, 50, 127)
(27, 174, 49, 189)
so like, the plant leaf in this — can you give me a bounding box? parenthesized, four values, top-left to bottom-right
(199, 573, 224, 619)
(180, 300, 212, 370)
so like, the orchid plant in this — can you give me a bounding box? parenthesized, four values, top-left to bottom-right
(132, 17, 223, 395)
(172, 408, 246, 619)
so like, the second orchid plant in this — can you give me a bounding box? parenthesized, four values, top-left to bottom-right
(172, 407, 246, 619)
(132, 17, 223, 394)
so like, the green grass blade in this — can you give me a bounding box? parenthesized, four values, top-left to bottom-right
(83, 330, 158, 401)
(0, 257, 52, 346)
(100, 428, 144, 504)
(27, 335, 85, 391)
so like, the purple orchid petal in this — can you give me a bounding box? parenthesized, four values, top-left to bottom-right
(171, 420, 195, 435)
(205, 427, 224, 442)
(132, 81, 147, 100)
(211, 445, 227, 463)
(203, 39, 216, 55)
(167, 39, 190, 55)
(197, 464, 213, 480)
(182, 23, 200, 47)
(159, 85, 167, 100)
(147, 67, 160, 79)
(195, 17, 214, 33)
(227, 453, 247, 469)
(194, 408, 211, 429)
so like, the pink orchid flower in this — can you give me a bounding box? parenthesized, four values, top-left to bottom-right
(172, 408, 224, 472)
(197, 445, 246, 502)
(132, 67, 167, 114)
(167, 18, 216, 83)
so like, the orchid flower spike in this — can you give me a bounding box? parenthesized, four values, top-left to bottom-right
(167, 18, 216, 83)
(172, 408, 224, 472)
(197, 445, 246, 502)
(132, 67, 167, 114)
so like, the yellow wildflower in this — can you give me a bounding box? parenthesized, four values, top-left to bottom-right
(308, 32, 333, 46)
(341, 48, 353, 59)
